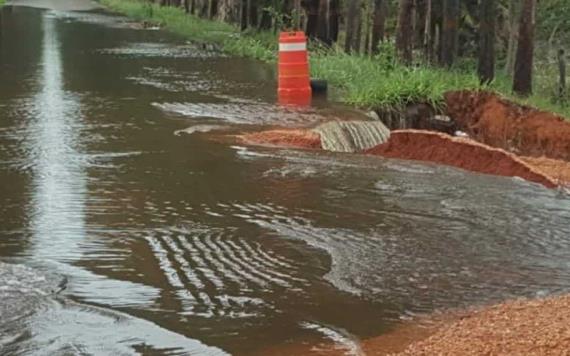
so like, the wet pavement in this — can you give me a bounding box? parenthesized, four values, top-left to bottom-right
(1, 4, 570, 355)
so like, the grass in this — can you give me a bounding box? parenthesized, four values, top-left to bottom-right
(0, 0, 5, 7)
(101, 0, 570, 118)
(100, 0, 276, 61)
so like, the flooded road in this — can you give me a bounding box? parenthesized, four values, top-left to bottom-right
(1, 5, 570, 355)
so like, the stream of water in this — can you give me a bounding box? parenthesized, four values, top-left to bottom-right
(1, 5, 570, 355)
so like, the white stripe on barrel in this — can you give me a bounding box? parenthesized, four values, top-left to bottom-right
(279, 42, 307, 52)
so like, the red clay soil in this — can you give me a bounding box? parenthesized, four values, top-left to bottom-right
(366, 130, 558, 189)
(522, 156, 570, 185)
(392, 294, 570, 356)
(240, 129, 322, 149)
(445, 90, 570, 161)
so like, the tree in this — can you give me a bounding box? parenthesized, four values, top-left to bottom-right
(396, 0, 414, 64)
(504, 0, 519, 75)
(208, 0, 218, 19)
(513, 0, 536, 96)
(441, 0, 459, 67)
(559, 48, 567, 102)
(302, 0, 319, 38)
(314, 0, 340, 45)
(248, 0, 259, 27)
(478, 0, 496, 84)
(371, 0, 387, 54)
(345, 0, 362, 53)
(423, 0, 432, 61)
(316, 0, 332, 44)
(241, 0, 248, 30)
(328, 0, 340, 43)
(259, 0, 272, 30)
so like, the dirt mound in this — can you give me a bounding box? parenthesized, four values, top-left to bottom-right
(366, 130, 558, 189)
(394, 294, 570, 356)
(240, 129, 322, 149)
(445, 90, 570, 161)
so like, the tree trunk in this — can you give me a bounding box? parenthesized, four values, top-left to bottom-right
(415, 0, 427, 49)
(441, 0, 459, 67)
(280, 0, 294, 28)
(217, 0, 237, 22)
(197, 0, 208, 17)
(558, 49, 566, 101)
(344, 0, 361, 53)
(478, 0, 496, 84)
(355, 5, 363, 52)
(424, 0, 432, 61)
(259, 0, 272, 31)
(504, 0, 519, 75)
(303, 0, 319, 38)
(363, 0, 372, 54)
(371, 0, 386, 54)
(316, 0, 331, 44)
(208, 0, 218, 19)
(396, 0, 414, 64)
(248, 0, 259, 27)
(292, 0, 302, 30)
(513, 0, 536, 96)
(329, 0, 339, 43)
(241, 0, 248, 30)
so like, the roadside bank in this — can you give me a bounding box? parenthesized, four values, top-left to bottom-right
(239, 91, 570, 189)
(99, 0, 570, 119)
(241, 126, 567, 189)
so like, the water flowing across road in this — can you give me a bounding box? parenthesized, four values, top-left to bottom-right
(0, 4, 570, 355)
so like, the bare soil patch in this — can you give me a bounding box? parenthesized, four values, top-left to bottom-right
(445, 91, 570, 161)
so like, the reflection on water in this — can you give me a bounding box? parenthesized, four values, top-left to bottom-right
(0, 5, 570, 356)
(29, 12, 86, 262)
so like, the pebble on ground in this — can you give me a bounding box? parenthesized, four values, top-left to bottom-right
(393, 294, 570, 356)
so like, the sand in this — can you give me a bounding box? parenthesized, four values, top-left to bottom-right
(391, 294, 570, 356)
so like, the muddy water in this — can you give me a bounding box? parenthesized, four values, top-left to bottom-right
(1, 5, 570, 355)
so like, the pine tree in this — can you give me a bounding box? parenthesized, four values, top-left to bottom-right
(513, 0, 536, 96)
(396, 0, 414, 64)
(478, 0, 496, 84)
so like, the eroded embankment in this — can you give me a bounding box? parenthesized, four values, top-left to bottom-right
(445, 91, 570, 161)
(240, 128, 560, 189)
(366, 130, 558, 188)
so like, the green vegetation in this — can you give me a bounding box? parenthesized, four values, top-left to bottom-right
(0, 0, 6, 7)
(101, 0, 570, 117)
(101, 0, 276, 61)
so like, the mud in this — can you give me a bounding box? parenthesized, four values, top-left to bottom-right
(393, 294, 570, 356)
(445, 91, 570, 161)
(366, 130, 558, 189)
(240, 129, 322, 149)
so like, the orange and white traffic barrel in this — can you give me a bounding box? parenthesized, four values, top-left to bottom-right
(278, 31, 312, 106)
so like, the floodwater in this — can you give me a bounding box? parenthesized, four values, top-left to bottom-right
(1, 5, 570, 356)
